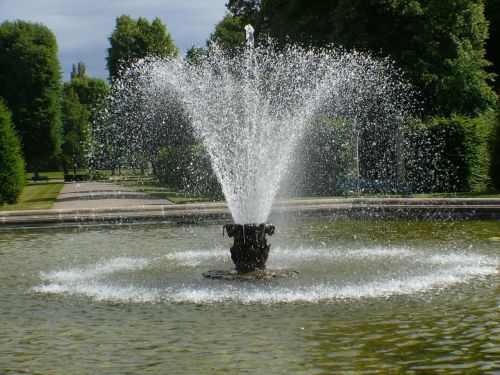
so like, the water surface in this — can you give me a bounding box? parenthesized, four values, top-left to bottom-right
(0, 219, 498, 373)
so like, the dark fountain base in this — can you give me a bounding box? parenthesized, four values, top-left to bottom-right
(202, 223, 298, 280)
(226, 223, 275, 273)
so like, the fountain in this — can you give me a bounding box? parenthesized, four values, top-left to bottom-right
(0, 27, 498, 375)
(224, 223, 274, 273)
(105, 25, 412, 275)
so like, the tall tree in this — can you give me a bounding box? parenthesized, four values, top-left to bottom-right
(491, 103, 500, 190)
(61, 85, 88, 174)
(226, 0, 262, 26)
(0, 20, 62, 177)
(70, 61, 87, 80)
(185, 45, 207, 65)
(61, 63, 109, 174)
(259, 0, 496, 117)
(107, 15, 179, 81)
(485, 0, 499, 93)
(208, 13, 247, 54)
(0, 100, 25, 204)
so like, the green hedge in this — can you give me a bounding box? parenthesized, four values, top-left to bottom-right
(152, 113, 498, 197)
(0, 100, 25, 204)
(405, 113, 495, 193)
(284, 117, 355, 196)
(153, 144, 222, 199)
(490, 104, 500, 191)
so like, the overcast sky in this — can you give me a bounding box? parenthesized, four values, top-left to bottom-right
(0, 0, 227, 81)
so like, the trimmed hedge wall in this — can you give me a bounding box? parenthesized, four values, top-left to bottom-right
(0, 100, 25, 204)
(490, 104, 500, 191)
(153, 144, 222, 199)
(405, 113, 495, 193)
(152, 112, 498, 197)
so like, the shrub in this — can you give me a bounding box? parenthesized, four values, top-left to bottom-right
(283, 117, 355, 196)
(490, 103, 500, 190)
(405, 114, 494, 193)
(0, 100, 25, 204)
(153, 144, 222, 199)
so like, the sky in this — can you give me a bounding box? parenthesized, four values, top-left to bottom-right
(0, 0, 228, 81)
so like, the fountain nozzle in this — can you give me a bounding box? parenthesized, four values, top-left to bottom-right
(224, 223, 274, 273)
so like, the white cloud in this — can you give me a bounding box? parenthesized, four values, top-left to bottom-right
(0, 0, 227, 80)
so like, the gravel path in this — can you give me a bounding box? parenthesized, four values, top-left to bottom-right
(52, 182, 175, 209)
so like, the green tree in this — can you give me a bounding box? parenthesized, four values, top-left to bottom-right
(490, 103, 500, 190)
(0, 100, 25, 204)
(61, 62, 109, 174)
(107, 15, 179, 81)
(227, 0, 262, 27)
(71, 61, 86, 80)
(259, 0, 496, 117)
(208, 14, 246, 52)
(185, 45, 207, 65)
(0, 20, 62, 178)
(61, 85, 89, 175)
(405, 114, 496, 193)
(485, 0, 499, 92)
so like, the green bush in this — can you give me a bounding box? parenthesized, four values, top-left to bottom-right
(0, 100, 25, 204)
(490, 104, 500, 190)
(405, 114, 494, 193)
(153, 144, 222, 199)
(284, 117, 355, 196)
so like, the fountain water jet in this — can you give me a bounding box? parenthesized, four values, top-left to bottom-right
(107, 27, 412, 273)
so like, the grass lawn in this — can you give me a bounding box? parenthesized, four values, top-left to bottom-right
(0, 182, 63, 211)
(116, 179, 218, 204)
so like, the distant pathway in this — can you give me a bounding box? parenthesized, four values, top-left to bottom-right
(52, 182, 175, 210)
(1, 185, 499, 227)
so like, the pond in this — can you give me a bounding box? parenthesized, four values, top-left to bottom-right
(0, 219, 498, 373)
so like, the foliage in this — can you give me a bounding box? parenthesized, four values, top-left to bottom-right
(258, 0, 496, 117)
(61, 62, 109, 174)
(0, 20, 62, 175)
(490, 103, 500, 190)
(405, 114, 494, 193)
(153, 144, 222, 199)
(485, 0, 499, 92)
(71, 61, 86, 79)
(61, 85, 90, 174)
(208, 14, 246, 53)
(0, 100, 25, 204)
(185, 46, 207, 65)
(284, 117, 355, 196)
(470, 108, 497, 191)
(220, 0, 498, 194)
(107, 15, 179, 81)
(69, 62, 109, 110)
(103, 16, 181, 172)
(95, 70, 192, 174)
(227, 0, 262, 25)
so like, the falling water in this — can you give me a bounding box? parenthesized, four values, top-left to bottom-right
(109, 39, 411, 223)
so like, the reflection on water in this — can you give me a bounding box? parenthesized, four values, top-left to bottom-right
(0, 219, 498, 373)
